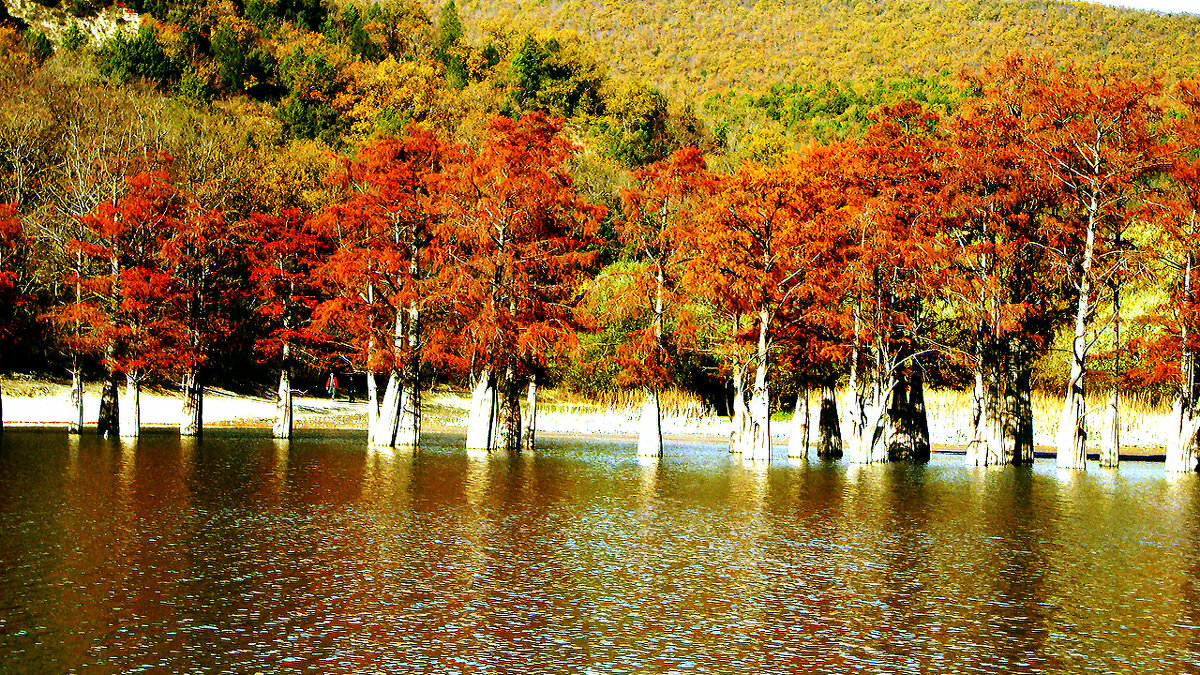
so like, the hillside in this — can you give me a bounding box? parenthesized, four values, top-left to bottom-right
(442, 0, 1200, 98)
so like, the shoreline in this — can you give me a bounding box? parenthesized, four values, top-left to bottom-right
(0, 377, 1170, 459)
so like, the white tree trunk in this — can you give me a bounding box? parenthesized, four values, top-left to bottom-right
(847, 371, 889, 464)
(1166, 397, 1200, 472)
(465, 369, 497, 451)
(636, 387, 663, 458)
(395, 377, 420, 448)
(180, 370, 202, 437)
(967, 367, 988, 465)
(1056, 197, 1097, 470)
(366, 371, 379, 445)
(395, 300, 421, 448)
(787, 389, 808, 460)
(1098, 390, 1119, 468)
(68, 369, 84, 434)
(372, 371, 401, 447)
(729, 365, 750, 454)
(521, 380, 538, 452)
(120, 372, 140, 438)
(273, 369, 293, 440)
(745, 361, 771, 462)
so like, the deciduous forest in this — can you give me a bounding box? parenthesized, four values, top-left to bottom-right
(3, 0, 1200, 470)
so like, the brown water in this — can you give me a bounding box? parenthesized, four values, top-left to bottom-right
(0, 429, 1198, 673)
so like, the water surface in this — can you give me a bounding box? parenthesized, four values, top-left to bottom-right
(1, 429, 1198, 673)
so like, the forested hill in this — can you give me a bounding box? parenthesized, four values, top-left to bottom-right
(443, 0, 1200, 96)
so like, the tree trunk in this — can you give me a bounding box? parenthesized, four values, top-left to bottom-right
(465, 369, 497, 451)
(1099, 284, 1122, 469)
(888, 369, 930, 462)
(522, 380, 538, 452)
(1011, 344, 1036, 464)
(638, 262, 664, 459)
(1056, 197, 1098, 470)
(366, 371, 379, 445)
(119, 372, 140, 438)
(847, 357, 890, 464)
(395, 376, 420, 448)
(1167, 228, 1200, 473)
(787, 389, 808, 460)
(847, 396, 889, 463)
(1098, 390, 1119, 468)
(68, 368, 84, 435)
(180, 370, 202, 438)
(969, 340, 1016, 466)
(746, 365, 771, 462)
(817, 384, 842, 459)
(273, 368, 293, 440)
(372, 371, 401, 447)
(729, 365, 751, 454)
(497, 366, 522, 453)
(637, 387, 663, 458)
(97, 367, 119, 437)
(968, 364, 990, 465)
(744, 309, 772, 462)
(0, 377, 4, 435)
(1166, 396, 1200, 472)
(394, 300, 421, 448)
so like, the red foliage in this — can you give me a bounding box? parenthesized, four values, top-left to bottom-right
(311, 125, 456, 374)
(441, 112, 603, 379)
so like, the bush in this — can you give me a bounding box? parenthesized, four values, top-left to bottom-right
(97, 24, 180, 87)
(21, 30, 52, 65)
(62, 22, 86, 51)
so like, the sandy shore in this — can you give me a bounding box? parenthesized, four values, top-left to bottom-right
(0, 376, 1170, 458)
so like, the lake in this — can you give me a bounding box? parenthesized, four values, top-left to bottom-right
(0, 429, 1198, 673)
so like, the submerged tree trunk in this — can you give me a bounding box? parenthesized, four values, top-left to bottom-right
(395, 377, 420, 448)
(970, 339, 1011, 466)
(888, 369, 930, 462)
(1167, 299, 1200, 473)
(637, 387, 663, 458)
(496, 366, 522, 453)
(1166, 396, 1200, 472)
(970, 335, 1036, 466)
(638, 262, 665, 459)
(522, 380, 538, 452)
(743, 309, 772, 462)
(1098, 284, 1122, 469)
(787, 389, 808, 459)
(1098, 390, 1120, 468)
(69, 368, 84, 435)
(1012, 344, 1035, 464)
(465, 369, 497, 451)
(366, 371, 379, 445)
(817, 384, 842, 459)
(97, 367, 119, 437)
(180, 370, 202, 438)
(1056, 197, 1098, 470)
(372, 371, 402, 447)
(394, 301, 421, 448)
(846, 352, 890, 464)
(729, 365, 750, 454)
(120, 372, 140, 438)
(274, 368, 293, 440)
